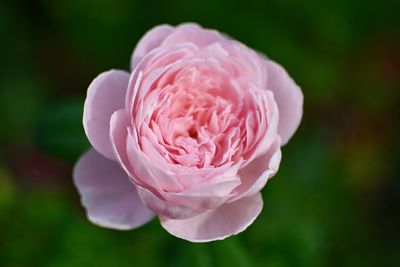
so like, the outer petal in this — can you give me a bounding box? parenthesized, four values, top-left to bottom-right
(131, 24, 174, 71)
(230, 137, 281, 202)
(160, 193, 263, 242)
(137, 187, 200, 220)
(73, 149, 155, 230)
(163, 177, 241, 211)
(161, 23, 225, 49)
(109, 109, 137, 181)
(126, 43, 198, 117)
(83, 70, 130, 160)
(265, 60, 303, 145)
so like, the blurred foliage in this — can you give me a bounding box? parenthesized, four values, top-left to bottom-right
(35, 99, 90, 162)
(0, 0, 399, 266)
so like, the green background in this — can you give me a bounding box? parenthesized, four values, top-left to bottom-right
(0, 0, 399, 266)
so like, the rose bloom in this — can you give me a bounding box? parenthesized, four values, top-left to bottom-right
(74, 23, 303, 242)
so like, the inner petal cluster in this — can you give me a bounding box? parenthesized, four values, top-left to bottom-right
(138, 60, 269, 169)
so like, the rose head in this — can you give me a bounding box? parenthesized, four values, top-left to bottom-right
(74, 23, 303, 242)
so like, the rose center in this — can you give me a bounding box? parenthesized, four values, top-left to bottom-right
(145, 64, 250, 168)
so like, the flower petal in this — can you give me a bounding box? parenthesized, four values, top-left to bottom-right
(160, 193, 263, 242)
(164, 176, 241, 211)
(230, 136, 281, 202)
(131, 24, 174, 71)
(265, 60, 303, 145)
(83, 70, 130, 160)
(109, 109, 177, 191)
(161, 23, 224, 49)
(137, 186, 200, 219)
(73, 149, 155, 230)
(109, 109, 135, 180)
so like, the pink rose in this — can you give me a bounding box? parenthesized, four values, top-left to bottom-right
(74, 23, 303, 242)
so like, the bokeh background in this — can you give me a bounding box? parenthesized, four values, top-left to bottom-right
(1, 0, 399, 266)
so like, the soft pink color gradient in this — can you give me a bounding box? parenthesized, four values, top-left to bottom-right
(74, 23, 303, 242)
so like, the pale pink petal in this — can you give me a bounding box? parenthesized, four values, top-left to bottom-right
(126, 43, 198, 116)
(265, 60, 303, 145)
(160, 193, 263, 242)
(164, 177, 241, 210)
(240, 89, 279, 166)
(126, 130, 183, 191)
(109, 109, 159, 190)
(230, 137, 281, 202)
(131, 24, 174, 71)
(161, 23, 224, 49)
(161, 161, 242, 211)
(73, 149, 155, 230)
(109, 109, 134, 178)
(137, 186, 200, 219)
(83, 70, 130, 160)
(109, 110, 177, 191)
